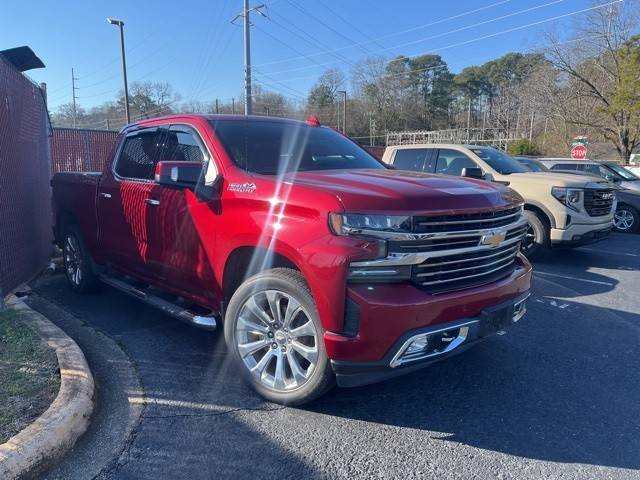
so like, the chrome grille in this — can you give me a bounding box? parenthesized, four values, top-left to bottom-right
(584, 189, 614, 217)
(403, 218, 526, 294)
(411, 243, 518, 293)
(413, 206, 521, 233)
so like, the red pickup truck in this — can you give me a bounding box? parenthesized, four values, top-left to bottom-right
(52, 114, 532, 405)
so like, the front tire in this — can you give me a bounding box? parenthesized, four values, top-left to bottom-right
(613, 205, 639, 233)
(62, 226, 99, 293)
(521, 210, 550, 260)
(224, 268, 334, 406)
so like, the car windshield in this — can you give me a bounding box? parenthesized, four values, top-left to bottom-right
(470, 147, 528, 174)
(518, 158, 549, 172)
(210, 119, 385, 174)
(606, 163, 639, 181)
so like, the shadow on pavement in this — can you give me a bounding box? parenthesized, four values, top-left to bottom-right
(304, 277, 640, 471)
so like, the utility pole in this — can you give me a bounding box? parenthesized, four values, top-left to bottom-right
(107, 18, 130, 123)
(232, 97, 236, 114)
(71, 68, 79, 128)
(337, 90, 347, 134)
(215, 99, 219, 113)
(466, 96, 472, 142)
(369, 112, 375, 147)
(232, 1, 266, 116)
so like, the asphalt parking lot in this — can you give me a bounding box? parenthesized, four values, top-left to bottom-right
(29, 233, 640, 480)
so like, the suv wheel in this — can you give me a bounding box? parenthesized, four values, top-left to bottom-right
(521, 210, 549, 260)
(613, 205, 639, 233)
(224, 268, 334, 405)
(62, 226, 99, 293)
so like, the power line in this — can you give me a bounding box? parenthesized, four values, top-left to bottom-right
(254, 0, 513, 68)
(258, 0, 616, 78)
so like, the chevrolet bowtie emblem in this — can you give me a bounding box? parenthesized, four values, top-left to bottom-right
(480, 231, 506, 248)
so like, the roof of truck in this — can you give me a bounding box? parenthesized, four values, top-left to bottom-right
(135, 113, 314, 128)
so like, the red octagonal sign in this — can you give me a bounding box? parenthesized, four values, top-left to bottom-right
(571, 145, 588, 159)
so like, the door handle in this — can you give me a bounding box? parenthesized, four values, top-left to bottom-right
(99, 193, 112, 199)
(145, 198, 160, 206)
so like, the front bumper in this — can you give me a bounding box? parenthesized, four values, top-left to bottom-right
(324, 254, 531, 360)
(550, 222, 612, 246)
(331, 291, 530, 387)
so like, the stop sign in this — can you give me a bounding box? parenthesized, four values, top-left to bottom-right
(571, 145, 587, 159)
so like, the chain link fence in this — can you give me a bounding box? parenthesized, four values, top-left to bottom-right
(51, 128, 119, 174)
(0, 55, 52, 297)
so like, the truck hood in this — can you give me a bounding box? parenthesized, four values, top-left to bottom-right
(506, 171, 610, 188)
(284, 169, 522, 213)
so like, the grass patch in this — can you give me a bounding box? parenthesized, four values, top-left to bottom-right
(0, 308, 60, 443)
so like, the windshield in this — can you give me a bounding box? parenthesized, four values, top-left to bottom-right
(518, 158, 549, 172)
(210, 119, 385, 174)
(606, 163, 639, 181)
(470, 147, 528, 174)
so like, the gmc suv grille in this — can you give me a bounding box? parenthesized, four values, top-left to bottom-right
(583, 189, 614, 217)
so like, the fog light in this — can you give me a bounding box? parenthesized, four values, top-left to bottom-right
(405, 335, 429, 355)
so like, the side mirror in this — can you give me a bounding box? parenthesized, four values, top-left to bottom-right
(461, 167, 484, 179)
(155, 161, 202, 188)
(483, 173, 495, 182)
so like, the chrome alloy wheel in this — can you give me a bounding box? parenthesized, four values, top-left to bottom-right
(521, 223, 537, 254)
(614, 209, 635, 231)
(235, 290, 319, 391)
(64, 234, 83, 286)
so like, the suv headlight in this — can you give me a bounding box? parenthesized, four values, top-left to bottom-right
(328, 213, 411, 235)
(551, 187, 583, 212)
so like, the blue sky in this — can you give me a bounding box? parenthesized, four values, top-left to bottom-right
(3, 0, 595, 112)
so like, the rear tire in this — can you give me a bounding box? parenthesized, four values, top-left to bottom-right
(224, 268, 334, 406)
(521, 210, 549, 260)
(613, 205, 639, 233)
(62, 226, 100, 293)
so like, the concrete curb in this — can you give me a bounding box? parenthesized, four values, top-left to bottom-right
(0, 296, 95, 480)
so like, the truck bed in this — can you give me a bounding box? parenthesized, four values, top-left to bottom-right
(52, 172, 101, 250)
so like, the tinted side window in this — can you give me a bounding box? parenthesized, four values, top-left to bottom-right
(435, 149, 476, 176)
(163, 130, 206, 163)
(115, 129, 165, 180)
(551, 163, 577, 171)
(392, 149, 430, 171)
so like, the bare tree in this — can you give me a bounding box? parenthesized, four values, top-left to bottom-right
(544, 1, 640, 160)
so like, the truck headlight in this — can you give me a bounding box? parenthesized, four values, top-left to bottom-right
(551, 187, 583, 212)
(328, 213, 411, 235)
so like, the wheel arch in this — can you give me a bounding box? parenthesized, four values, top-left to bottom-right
(55, 209, 79, 246)
(524, 202, 554, 229)
(222, 246, 301, 303)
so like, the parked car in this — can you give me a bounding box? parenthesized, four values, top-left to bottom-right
(516, 163, 638, 234)
(52, 115, 532, 405)
(513, 157, 550, 172)
(613, 190, 640, 233)
(540, 159, 640, 192)
(382, 144, 616, 258)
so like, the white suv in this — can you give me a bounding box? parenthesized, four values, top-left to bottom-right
(383, 144, 616, 258)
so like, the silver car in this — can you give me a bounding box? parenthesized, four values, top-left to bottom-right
(539, 159, 640, 192)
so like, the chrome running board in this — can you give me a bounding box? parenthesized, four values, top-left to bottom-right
(99, 274, 218, 330)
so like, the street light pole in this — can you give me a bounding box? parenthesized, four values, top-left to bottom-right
(107, 17, 130, 124)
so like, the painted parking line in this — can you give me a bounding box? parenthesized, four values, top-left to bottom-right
(534, 270, 615, 286)
(578, 247, 640, 258)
